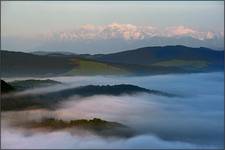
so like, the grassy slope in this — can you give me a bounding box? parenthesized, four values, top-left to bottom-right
(152, 59, 209, 69)
(3, 48, 222, 77)
(64, 58, 202, 76)
(65, 58, 130, 75)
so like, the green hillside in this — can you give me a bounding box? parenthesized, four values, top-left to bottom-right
(152, 59, 209, 69)
(1, 46, 224, 77)
(65, 59, 130, 76)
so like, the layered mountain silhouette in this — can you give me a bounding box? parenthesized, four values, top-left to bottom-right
(2, 45, 224, 77)
(90, 45, 224, 65)
(1, 50, 75, 77)
(1, 83, 174, 111)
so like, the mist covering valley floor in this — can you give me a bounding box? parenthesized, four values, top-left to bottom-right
(2, 1, 224, 149)
(1, 72, 224, 149)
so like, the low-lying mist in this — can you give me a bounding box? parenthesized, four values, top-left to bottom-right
(1, 72, 224, 149)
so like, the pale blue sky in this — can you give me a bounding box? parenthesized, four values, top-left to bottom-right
(2, 1, 224, 37)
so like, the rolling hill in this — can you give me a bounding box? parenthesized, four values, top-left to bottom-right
(1, 50, 75, 77)
(1, 84, 174, 111)
(1, 45, 224, 77)
(65, 58, 129, 76)
(1, 50, 127, 77)
(83, 45, 224, 74)
(89, 45, 224, 68)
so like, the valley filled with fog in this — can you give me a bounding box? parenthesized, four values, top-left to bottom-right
(1, 72, 224, 149)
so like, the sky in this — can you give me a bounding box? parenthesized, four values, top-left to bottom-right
(1, 1, 224, 53)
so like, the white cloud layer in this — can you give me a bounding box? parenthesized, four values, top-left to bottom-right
(1, 72, 224, 149)
(1, 128, 208, 149)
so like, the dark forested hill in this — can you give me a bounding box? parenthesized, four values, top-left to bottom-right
(1, 50, 127, 77)
(1, 84, 174, 111)
(90, 45, 224, 66)
(1, 80, 15, 94)
(85, 45, 224, 74)
(1, 50, 75, 77)
(1, 45, 224, 77)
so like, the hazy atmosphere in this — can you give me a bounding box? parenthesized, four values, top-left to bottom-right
(1, 1, 224, 53)
(1, 1, 224, 149)
(2, 72, 224, 149)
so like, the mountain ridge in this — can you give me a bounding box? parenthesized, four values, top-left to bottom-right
(1, 83, 173, 111)
(88, 45, 224, 65)
(1, 45, 224, 77)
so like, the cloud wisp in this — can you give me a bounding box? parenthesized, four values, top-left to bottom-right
(1, 72, 224, 149)
(1, 128, 209, 149)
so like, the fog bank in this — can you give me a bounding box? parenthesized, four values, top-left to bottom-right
(1, 72, 224, 148)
